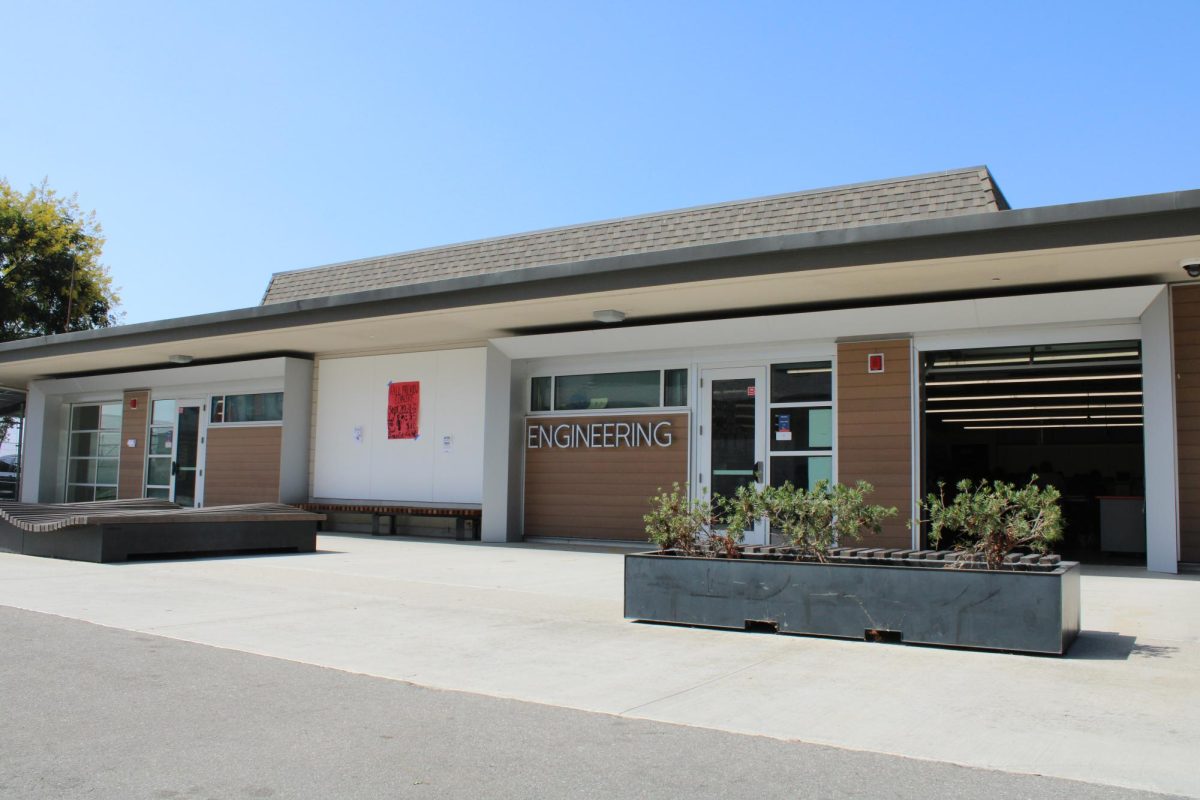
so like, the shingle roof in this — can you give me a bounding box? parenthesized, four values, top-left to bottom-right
(261, 166, 1009, 305)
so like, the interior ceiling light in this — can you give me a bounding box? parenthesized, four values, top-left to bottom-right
(167, 355, 193, 364)
(946, 415, 1088, 423)
(930, 351, 1139, 368)
(927, 373, 1142, 387)
(963, 422, 1144, 430)
(926, 391, 1142, 402)
(592, 309, 626, 324)
(946, 413, 1144, 423)
(931, 357, 1029, 367)
(786, 368, 832, 374)
(926, 403, 1143, 414)
(1032, 351, 1139, 362)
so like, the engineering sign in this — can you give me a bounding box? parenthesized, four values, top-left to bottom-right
(526, 419, 673, 449)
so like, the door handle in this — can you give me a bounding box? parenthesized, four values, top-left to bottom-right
(171, 461, 178, 476)
(753, 461, 763, 482)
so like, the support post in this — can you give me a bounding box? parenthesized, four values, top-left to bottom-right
(1141, 287, 1179, 573)
(481, 343, 515, 542)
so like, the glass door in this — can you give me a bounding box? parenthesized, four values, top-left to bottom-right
(173, 402, 202, 507)
(699, 367, 767, 544)
(145, 398, 205, 507)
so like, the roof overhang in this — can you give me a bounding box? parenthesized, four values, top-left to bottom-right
(1, 188, 1198, 384)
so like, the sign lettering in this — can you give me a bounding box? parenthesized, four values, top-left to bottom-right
(526, 420, 674, 449)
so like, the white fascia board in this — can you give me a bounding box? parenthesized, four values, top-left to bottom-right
(490, 285, 1164, 360)
(28, 357, 295, 398)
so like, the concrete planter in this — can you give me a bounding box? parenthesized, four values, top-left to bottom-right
(624, 550, 1081, 655)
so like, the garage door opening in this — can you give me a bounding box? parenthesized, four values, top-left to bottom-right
(921, 341, 1145, 564)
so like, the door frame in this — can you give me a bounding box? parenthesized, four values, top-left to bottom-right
(171, 398, 207, 507)
(697, 366, 768, 545)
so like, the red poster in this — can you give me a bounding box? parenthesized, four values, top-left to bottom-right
(387, 381, 420, 439)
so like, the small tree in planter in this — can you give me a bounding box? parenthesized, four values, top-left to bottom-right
(920, 476, 1063, 569)
(726, 480, 897, 560)
(643, 483, 742, 558)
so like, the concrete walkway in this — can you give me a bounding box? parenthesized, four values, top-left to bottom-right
(1, 534, 1197, 797)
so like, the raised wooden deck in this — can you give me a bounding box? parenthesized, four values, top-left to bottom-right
(0, 500, 324, 563)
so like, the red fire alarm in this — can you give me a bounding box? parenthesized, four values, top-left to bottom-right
(868, 353, 885, 373)
(129, 397, 138, 410)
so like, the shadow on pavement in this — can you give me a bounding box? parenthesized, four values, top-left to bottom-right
(1067, 630, 1180, 661)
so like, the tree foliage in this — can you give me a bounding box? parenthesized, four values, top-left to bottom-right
(0, 178, 119, 342)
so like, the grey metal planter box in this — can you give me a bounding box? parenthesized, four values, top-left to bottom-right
(625, 551, 1081, 655)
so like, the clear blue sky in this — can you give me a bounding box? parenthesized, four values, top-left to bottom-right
(4, 1, 1199, 324)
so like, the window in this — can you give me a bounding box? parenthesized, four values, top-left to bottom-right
(66, 402, 122, 502)
(531, 376, 552, 412)
(768, 362, 833, 491)
(531, 369, 689, 412)
(555, 371, 660, 410)
(210, 392, 283, 423)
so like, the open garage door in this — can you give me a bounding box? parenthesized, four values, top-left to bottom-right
(921, 341, 1145, 563)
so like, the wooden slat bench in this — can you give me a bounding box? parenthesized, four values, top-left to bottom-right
(299, 502, 481, 540)
(0, 499, 324, 563)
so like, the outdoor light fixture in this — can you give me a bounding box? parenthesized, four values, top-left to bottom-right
(593, 309, 626, 324)
(1182, 259, 1200, 278)
(167, 355, 194, 364)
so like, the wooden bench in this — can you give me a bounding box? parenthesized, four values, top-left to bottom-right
(299, 502, 481, 540)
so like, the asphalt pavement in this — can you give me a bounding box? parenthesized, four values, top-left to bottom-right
(0, 606, 1178, 800)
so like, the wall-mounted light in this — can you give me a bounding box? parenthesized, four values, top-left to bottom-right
(593, 309, 626, 324)
(168, 355, 193, 364)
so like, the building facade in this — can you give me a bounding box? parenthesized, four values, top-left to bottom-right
(2, 167, 1198, 572)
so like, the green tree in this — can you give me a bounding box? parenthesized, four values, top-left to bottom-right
(0, 178, 120, 342)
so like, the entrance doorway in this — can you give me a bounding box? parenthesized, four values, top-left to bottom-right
(921, 341, 1145, 562)
(145, 398, 206, 507)
(698, 367, 767, 544)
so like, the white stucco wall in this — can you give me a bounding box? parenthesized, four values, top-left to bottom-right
(312, 348, 486, 504)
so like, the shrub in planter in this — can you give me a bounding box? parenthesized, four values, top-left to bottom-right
(726, 480, 897, 559)
(920, 476, 1063, 569)
(643, 483, 742, 558)
(632, 477, 1079, 654)
(644, 480, 896, 560)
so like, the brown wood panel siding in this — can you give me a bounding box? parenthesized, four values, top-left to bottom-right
(837, 340, 913, 548)
(117, 390, 149, 499)
(523, 413, 688, 541)
(204, 426, 282, 506)
(1174, 285, 1200, 562)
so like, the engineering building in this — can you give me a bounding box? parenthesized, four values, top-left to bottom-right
(1, 166, 1198, 572)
